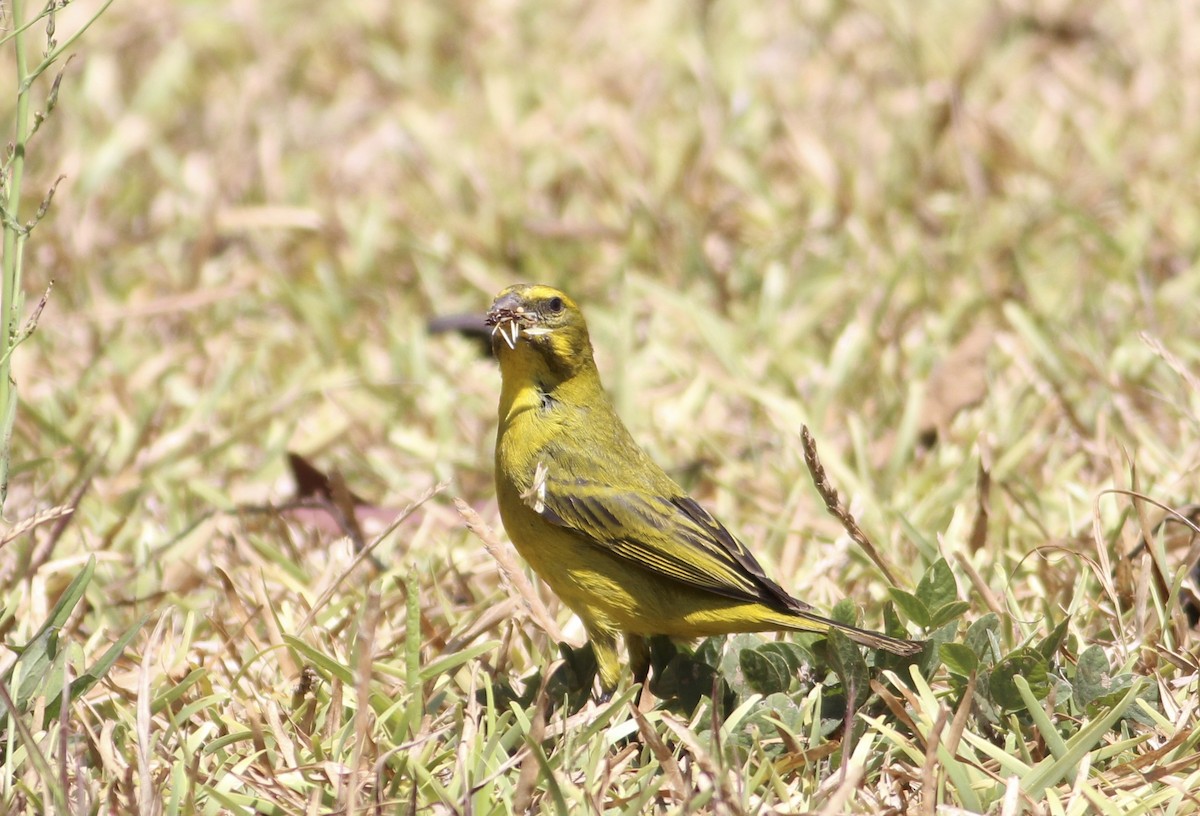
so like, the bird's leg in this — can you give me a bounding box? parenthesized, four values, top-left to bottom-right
(587, 626, 622, 702)
(626, 634, 651, 707)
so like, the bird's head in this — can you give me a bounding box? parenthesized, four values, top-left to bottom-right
(486, 284, 596, 382)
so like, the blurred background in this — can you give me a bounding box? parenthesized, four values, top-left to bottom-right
(4, 0, 1199, 810)
(15, 0, 1196, 538)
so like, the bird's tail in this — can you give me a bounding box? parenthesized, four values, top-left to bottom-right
(785, 609, 925, 657)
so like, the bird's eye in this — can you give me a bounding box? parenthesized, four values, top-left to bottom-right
(547, 296, 564, 313)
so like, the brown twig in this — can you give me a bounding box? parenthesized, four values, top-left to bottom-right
(297, 481, 447, 633)
(455, 498, 568, 644)
(801, 426, 903, 588)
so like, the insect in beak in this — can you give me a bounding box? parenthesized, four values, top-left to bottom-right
(486, 298, 549, 349)
(490, 318, 521, 349)
(486, 301, 525, 350)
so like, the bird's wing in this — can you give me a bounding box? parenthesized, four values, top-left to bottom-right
(533, 473, 811, 613)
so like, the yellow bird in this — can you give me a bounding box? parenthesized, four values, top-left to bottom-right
(487, 283, 922, 694)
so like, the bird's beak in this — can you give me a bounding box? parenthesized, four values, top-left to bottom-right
(486, 293, 532, 350)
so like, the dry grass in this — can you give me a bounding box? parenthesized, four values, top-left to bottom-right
(3, 0, 1200, 813)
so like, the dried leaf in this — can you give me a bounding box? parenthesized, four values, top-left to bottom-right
(919, 323, 994, 446)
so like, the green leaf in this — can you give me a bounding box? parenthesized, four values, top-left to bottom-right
(882, 600, 906, 639)
(916, 558, 959, 612)
(758, 691, 806, 739)
(887, 588, 931, 628)
(719, 634, 769, 699)
(43, 613, 149, 723)
(756, 641, 812, 674)
(829, 597, 860, 627)
(282, 636, 354, 685)
(542, 643, 596, 711)
(990, 647, 1050, 711)
(152, 668, 209, 715)
(557, 640, 595, 681)
(1015, 674, 1069, 760)
(419, 641, 501, 683)
(1072, 645, 1111, 710)
(1096, 681, 1159, 726)
(1021, 680, 1147, 798)
(1085, 672, 1139, 715)
(740, 647, 791, 695)
(964, 613, 1002, 665)
(940, 642, 979, 677)
(726, 690, 809, 755)
(4, 557, 95, 713)
(825, 630, 869, 707)
(653, 651, 722, 714)
(928, 601, 972, 630)
(694, 636, 725, 668)
(919, 620, 961, 677)
(1037, 617, 1071, 660)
